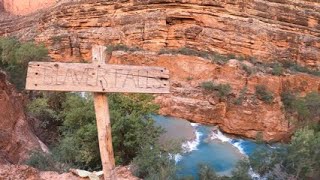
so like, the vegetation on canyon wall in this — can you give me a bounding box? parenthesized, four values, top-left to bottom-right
(0, 38, 319, 179)
(107, 44, 320, 77)
(0, 37, 48, 90)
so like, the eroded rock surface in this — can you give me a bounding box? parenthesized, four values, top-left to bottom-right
(109, 52, 320, 141)
(0, 0, 319, 68)
(2, 0, 56, 15)
(0, 71, 44, 163)
(0, 164, 139, 180)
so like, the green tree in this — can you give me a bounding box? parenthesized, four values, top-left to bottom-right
(0, 37, 48, 90)
(198, 164, 220, 180)
(54, 93, 162, 170)
(27, 97, 60, 128)
(132, 143, 178, 180)
(230, 160, 251, 180)
(255, 85, 274, 104)
(250, 126, 320, 179)
(201, 81, 232, 99)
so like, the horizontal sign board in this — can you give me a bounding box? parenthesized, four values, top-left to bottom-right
(26, 62, 170, 93)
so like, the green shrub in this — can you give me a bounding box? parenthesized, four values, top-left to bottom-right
(201, 81, 232, 99)
(255, 85, 274, 104)
(215, 84, 232, 98)
(281, 60, 320, 76)
(198, 164, 220, 180)
(271, 63, 284, 76)
(0, 37, 48, 90)
(194, 162, 250, 180)
(106, 44, 142, 53)
(241, 64, 255, 76)
(281, 91, 320, 123)
(27, 97, 60, 128)
(186, 76, 193, 81)
(25, 151, 57, 171)
(250, 126, 320, 179)
(234, 86, 247, 105)
(201, 81, 215, 91)
(158, 47, 232, 65)
(132, 143, 178, 179)
(281, 91, 297, 112)
(54, 93, 161, 171)
(230, 160, 251, 180)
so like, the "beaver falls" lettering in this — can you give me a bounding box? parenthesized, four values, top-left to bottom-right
(26, 62, 170, 93)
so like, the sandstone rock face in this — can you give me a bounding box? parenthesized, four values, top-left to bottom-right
(1, 0, 319, 68)
(2, 0, 56, 15)
(0, 0, 3, 11)
(0, 165, 139, 180)
(109, 52, 319, 141)
(0, 71, 44, 163)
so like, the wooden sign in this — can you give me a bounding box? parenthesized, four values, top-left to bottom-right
(25, 45, 170, 180)
(26, 62, 170, 93)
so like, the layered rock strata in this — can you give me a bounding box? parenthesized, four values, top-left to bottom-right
(0, 164, 139, 180)
(0, 0, 319, 68)
(109, 52, 319, 141)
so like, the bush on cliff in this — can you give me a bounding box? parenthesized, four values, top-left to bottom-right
(255, 85, 274, 104)
(281, 91, 320, 127)
(201, 81, 232, 99)
(0, 37, 48, 90)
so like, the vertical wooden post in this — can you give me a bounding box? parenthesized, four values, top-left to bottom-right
(92, 45, 116, 180)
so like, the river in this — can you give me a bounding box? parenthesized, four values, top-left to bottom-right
(153, 115, 267, 179)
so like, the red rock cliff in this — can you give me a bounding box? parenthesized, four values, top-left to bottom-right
(2, 0, 56, 15)
(0, 71, 45, 164)
(1, 0, 319, 68)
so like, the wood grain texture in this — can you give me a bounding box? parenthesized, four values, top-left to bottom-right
(26, 62, 170, 93)
(92, 45, 116, 180)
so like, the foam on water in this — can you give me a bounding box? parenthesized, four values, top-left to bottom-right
(210, 129, 231, 142)
(174, 154, 183, 163)
(232, 140, 247, 156)
(249, 167, 263, 180)
(191, 123, 199, 127)
(181, 127, 202, 153)
(210, 129, 249, 156)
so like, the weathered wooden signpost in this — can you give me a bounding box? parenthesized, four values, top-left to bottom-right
(25, 45, 170, 180)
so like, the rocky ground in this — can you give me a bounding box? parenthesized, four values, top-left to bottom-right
(0, 0, 319, 141)
(0, 164, 138, 180)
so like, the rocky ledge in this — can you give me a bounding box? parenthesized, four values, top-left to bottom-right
(0, 0, 319, 142)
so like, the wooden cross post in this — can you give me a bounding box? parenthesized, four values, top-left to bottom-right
(25, 45, 170, 180)
(92, 46, 116, 179)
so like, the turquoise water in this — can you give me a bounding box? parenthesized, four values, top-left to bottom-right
(153, 115, 267, 179)
(176, 125, 242, 178)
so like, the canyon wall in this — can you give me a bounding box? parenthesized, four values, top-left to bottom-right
(0, 0, 319, 68)
(0, 0, 3, 11)
(0, 0, 319, 141)
(0, 71, 45, 164)
(2, 0, 56, 15)
(108, 52, 319, 141)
